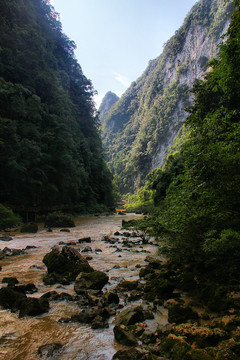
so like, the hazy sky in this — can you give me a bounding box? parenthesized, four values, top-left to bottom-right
(50, 0, 198, 108)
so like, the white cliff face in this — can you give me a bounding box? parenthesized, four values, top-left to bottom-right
(149, 20, 230, 172)
(151, 100, 187, 170)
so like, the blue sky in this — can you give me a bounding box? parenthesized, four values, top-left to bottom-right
(51, 0, 198, 108)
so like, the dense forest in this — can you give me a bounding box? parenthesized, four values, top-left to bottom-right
(102, 0, 233, 194)
(0, 0, 113, 215)
(128, 0, 240, 288)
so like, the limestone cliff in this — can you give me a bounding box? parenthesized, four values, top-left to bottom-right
(102, 0, 233, 194)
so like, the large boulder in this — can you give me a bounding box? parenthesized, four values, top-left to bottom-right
(113, 325, 138, 346)
(19, 297, 49, 317)
(74, 271, 109, 292)
(115, 306, 144, 326)
(0, 287, 49, 317)
(43, 246, 93, 285)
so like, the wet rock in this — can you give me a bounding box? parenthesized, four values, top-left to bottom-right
(78, 237, 91, 243)
(14, 283, 38, 294)
(87, 293, 104, 306)
(41, 291, 59, 300)
(113, 325, 138, 346)
(0, 235, 13, 241)
(60, 228, 70, 232)
(95, 248, 102, 252)
(103, 235, 116, 244)
(74, 270, 109, 292)
(2, 247, 25, 256)
(0, 287, 49, 317)
(114, 231, 120, 236)
(141, 330, 157, 345)
(128, 290, 144, 302)
(115, 306, 144, 326)
(104, 291, 119, 304)
(91, 315, 109, 329)
(43, 246, 93, 285)
(71, 308, 100, 323)
(85, 256, 93, 260)
(117, 280, 139, 291)
(46, 228, 52, 232)
(168, 303, 198, 324)
(113, 265, 121, 269)
(25, 245, 38, 250)
(58, 317, 71, 323)
(41, 291, 74, 301)
(59, 241, 71, 245)
(112, 348, 148, 360)
(81, 246, 92, 252)
(29, 265, 45, 270)
(37, 343, 63, 358)
(20, 223, 38, 233)
(113, 247, 122, 252)
(0, 287, 26, 312)
(19, 296, 49, 317)
(2, 277, 19, 286)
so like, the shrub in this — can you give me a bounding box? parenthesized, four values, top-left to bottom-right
(0, 204, 21, 230)
(44, 212, 75, 228)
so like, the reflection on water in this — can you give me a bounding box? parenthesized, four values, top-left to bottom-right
(0, 214, 158, 359)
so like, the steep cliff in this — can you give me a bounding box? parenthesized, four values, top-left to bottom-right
(102, 0, 233, 194)
(99, 91, 119, 124)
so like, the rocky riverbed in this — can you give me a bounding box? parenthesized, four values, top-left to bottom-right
(1, 214, 240, 360)
(0, 214, 160, 359)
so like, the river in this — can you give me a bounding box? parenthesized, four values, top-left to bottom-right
(0, 214, 159, 360)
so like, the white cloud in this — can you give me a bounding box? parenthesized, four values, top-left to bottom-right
(113, 72, 131, 88)
(49, 0, 55, 5)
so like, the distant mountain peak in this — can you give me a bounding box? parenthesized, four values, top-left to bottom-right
(99, 91, 119, 124)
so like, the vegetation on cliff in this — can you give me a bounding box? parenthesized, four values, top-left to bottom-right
(102, 0, 233, 194)
(99, 91, 119, 124)
(0, 0, 113, 211)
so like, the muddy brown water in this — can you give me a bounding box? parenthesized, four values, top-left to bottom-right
(0, 214, 161, 360)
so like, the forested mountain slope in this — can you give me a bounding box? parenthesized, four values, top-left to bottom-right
(0, 0, 113, 210)
(99, 91, 119, 124)
(102, 0, 233, 194)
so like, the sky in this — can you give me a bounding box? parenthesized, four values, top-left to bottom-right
(50, 0, 198, 108)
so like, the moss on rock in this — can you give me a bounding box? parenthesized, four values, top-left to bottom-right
(74, 270, 109, 292)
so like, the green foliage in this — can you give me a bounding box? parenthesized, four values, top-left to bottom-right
(45, 212, 75, 228)
(0, 203, 21, 230)
(146, 0, 240, 284)
(102, 0, 232, 194)
(124, 187, 154, 213)
(0, 0, 113, 209)
(20, 223, 38, 233)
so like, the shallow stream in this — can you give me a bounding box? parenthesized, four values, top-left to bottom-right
(0, 214, 160, 360)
